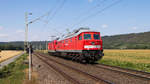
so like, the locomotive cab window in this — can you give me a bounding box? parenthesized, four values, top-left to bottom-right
(66, 40, 68, 43)
(70, 39, 72, 42)
(94, 34, 100, 40)
(84, 34, 91, 40)
(79, 36, 82, 40)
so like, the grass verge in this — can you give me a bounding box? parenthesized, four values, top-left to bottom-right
(0, 54, 28, 84)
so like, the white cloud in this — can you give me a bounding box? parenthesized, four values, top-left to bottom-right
(0, 34, 9, 38)
(88, 0, 93, 3)
(143, 25, 149, 28)
(101, 24, 108, 28)
(132, 27, 137, 30)
(31, 35, 39, 41)
(0, 26, 3, 30)
(16, 30, 24, 33)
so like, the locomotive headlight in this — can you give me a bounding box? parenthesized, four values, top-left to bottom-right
(84, 45, 101, 49)
(91, 42, 95, 45)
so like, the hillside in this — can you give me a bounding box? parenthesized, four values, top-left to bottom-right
(102, 31, 150, 49)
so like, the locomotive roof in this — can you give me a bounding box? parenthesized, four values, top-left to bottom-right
(57, 28, 98, 41)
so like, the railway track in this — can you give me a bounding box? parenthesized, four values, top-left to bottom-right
(34, 52, 150, 84)
(34, 53, 80, 84)
(94, 64, 150, 79)
(34, 52, 113, 84)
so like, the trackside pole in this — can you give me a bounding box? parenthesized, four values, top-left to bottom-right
(0, 50, 1, 66)
(29, 46, 31, 80)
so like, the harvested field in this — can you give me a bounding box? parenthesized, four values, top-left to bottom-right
(98, 49, 150, 72)
(0, 50, 22, 63)
(103, 49, 150, 63)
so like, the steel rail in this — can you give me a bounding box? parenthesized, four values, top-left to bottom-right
(34, 53, 81, 84)
(93, 64, 150, 81)
(35, 52, 113, 84)
(97, 64, 150, 78)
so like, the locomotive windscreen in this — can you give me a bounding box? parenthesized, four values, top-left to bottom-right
(84, 34, 91, 40)
(94, 34, 100, 40)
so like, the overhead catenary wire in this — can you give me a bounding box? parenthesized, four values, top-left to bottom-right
(58, 0, 108, 36)
(74, 0, 108, 20)
(28, 10, 53, 24)
(43, 0, 67, 27)
(71, 0, 122, 29)
(28, 0, 60, 25)
(35, 0, 61, 32)
(52, 0, 122, 40)
(47, 28, 63, 37)
(42, 0, 61, 25)
(40, 0, 67, 40)
(29, 0, 66, 41)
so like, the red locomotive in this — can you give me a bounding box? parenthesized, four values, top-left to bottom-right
(48, 28, 104, 63)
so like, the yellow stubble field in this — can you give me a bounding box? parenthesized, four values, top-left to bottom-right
(98, 49, 150, 72)
(103, 49, 150, 64)
(0, 50, 22, 63)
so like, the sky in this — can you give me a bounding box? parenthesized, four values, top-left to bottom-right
(0, 0, 150, 42)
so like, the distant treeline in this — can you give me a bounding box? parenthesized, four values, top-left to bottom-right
(0, 45, 23, 50)
(0, 42, 24, 50)
(0, 41, 50, 50)
(0, 31, 150, 50)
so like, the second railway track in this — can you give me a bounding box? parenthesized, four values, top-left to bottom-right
(94, 64, 150, 79)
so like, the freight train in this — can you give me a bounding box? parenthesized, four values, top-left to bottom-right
(48, 28, 104, 63)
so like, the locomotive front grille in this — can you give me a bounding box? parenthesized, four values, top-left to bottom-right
(91, 42, 95, 45)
